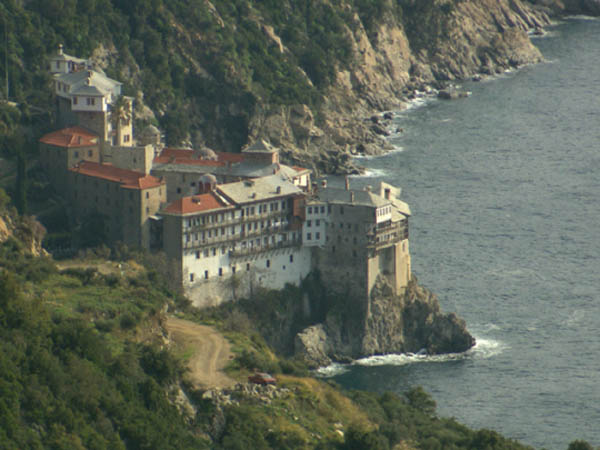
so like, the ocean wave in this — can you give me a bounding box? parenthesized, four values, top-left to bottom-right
(315, 336, 507, 377)
(353, 145, 404, 161)
(469, 337, 508, 359)
(566, 15, 599, 21)
(349, 167, 388, 178)
(314, 362, 350, 377)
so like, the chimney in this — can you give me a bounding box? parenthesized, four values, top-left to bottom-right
(58, 44, 63, 55)
(384, 188, 391, 200)
(345, 176, 350, 190)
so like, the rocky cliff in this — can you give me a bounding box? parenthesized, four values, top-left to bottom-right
(251, 0, 552, 174)
(295, 276, 474, 368)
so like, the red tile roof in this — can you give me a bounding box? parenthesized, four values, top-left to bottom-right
(292, 166, 309, 173)
(153, 148, 245, 165)
(163, 192, 230, 215)
(69, 161, 164, 190)
(39, 126, 98, 148)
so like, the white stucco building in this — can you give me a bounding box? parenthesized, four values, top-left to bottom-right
(160, 174, 311, 307)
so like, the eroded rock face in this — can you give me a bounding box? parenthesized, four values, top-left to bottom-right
(295, 277, 475, 368)
(248, 0, 551, 174)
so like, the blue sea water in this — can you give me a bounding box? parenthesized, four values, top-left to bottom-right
(327, 17, 600, 450)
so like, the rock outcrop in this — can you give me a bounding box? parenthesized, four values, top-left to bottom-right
(295, 277, 475, 368)
(0, 213, 47, 257)
(245, 0, 552, 174)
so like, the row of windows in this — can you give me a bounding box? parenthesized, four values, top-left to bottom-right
(72, 149, 95, 159)
(307, 205, 328, 215)
(376, 206, 392, 217)
(305, 219, 321, 227)
(187, 212, 236, 227)
(305, 232, 321, 241)
(189, 254, 296, 282)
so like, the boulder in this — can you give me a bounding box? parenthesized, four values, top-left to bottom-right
(294, 324, 332, 369)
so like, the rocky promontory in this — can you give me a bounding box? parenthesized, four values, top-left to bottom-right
(295, 277, 475, 368)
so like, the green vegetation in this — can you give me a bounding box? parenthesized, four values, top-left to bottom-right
(0, 0, 465, 153)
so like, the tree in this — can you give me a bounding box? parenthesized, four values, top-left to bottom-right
(567, 441, 594, 450)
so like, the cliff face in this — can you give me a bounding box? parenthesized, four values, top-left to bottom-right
(295, 276, 474, 368)
(245, 0, 551, 174)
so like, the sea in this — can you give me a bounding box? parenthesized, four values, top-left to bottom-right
(321, 17, 600, 450)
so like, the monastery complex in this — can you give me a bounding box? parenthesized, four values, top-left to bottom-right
(40, 46, 412, 306)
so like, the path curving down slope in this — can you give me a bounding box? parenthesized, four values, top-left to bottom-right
(166, 316, 236, 389)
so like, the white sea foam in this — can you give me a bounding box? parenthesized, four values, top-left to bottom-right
(349, 167, 388, 178)
(353, 145, 404, 161)
(314, 362, 351, 377)
(566, 15, 599, 21)
(314, 336, 506, 377)
(468, 337, 508, 359)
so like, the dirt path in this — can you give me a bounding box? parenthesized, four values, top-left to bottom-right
(166, 316, 236, 389)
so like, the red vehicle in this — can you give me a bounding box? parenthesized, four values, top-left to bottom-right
(248, 372, 276, 385)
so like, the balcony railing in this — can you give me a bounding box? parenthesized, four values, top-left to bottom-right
(229, 238, 302, 257)
(183, 223, 296, 250)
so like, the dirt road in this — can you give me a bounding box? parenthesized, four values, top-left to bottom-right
(166, 316, 236, 389)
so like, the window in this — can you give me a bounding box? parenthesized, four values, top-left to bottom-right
(124, 135, 130, 143)
(205, 271, 209, 279)
(212, 248, 216, 256)
(340, 206, 344, 215)
(219, 268, 223, 276)
(203, 249, 209, 257)
(176, 187, 181, 194)
(353, 250, 357, 258)
(232, 266, 236, 274)
(308, 206, 312, 214)
(307, 220, 312, 227)
(321, 206, 325, 214)
(316, 232, 320, 240)
(316, 219, 320, 226)
(221, 247, 226, 255)
(146, 192, 149, 199)
(246, 263, 250, 271)
(146, 207, 149, 214)
(196, 251, 201, 259)
(290, 254, 294, 263)
(306, 233, 312, 240)
(190, 273, 195, 282)
(73, 97, 78, 105)
(266, 260, 270, 268)
(281, 201, 286, 209)
(88, 150, 92, 157)
(74, 151, 79, 158)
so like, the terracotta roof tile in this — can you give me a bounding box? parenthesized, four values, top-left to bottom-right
(163, 192, 230, 215)
(39, 126, 98, 148)
(69, 161, 164, 190)
(292, 166, 309, 173)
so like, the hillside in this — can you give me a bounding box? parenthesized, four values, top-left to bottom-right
(0, 203, 553, 449)
(1, 0, 596, 174)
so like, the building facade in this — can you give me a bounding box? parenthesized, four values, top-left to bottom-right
(67, 161, 166, 249)
(39, 126, 101, 192)
(309, 181, 411, 299)
(160, 174, 310, 307)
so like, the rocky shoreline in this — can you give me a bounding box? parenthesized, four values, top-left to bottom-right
(249, 0, 598, 176)
(294, 277, 475, 369)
